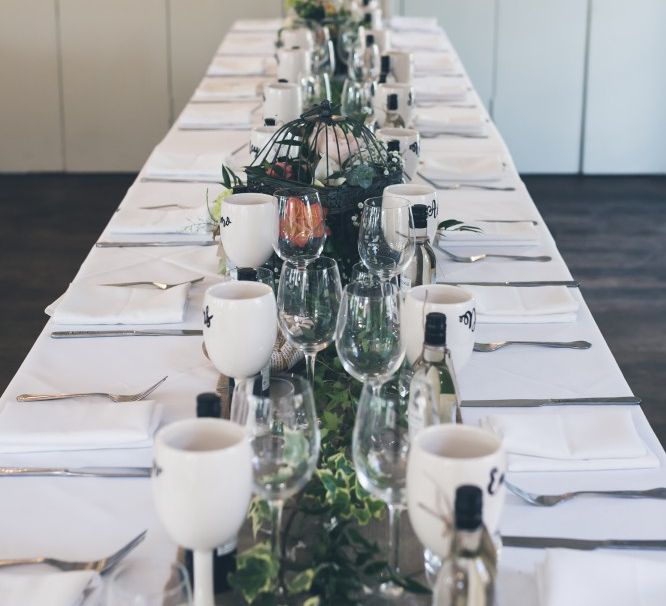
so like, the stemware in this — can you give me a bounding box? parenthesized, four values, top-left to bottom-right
(107, 560, 192, 606)
(303, 72, 332, 108)
(152, 418, 253, 606)
(335, 279, 404, 394)
(274, 187, 327, 266)
(340, 78, 373, 122)
(244, 375, 321, 584)
(353, 377, 410, 599)
(358, 196, 416, 282)
(277, 256, 342, 386)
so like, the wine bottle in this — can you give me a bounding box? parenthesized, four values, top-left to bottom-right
(400, 203, 436, 292)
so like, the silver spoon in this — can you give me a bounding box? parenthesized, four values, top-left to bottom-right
(436, 246, 551, 263)
(474, 340, 592, 352)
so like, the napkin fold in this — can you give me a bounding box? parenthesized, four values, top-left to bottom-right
(537, 549, 666, 606)
(413, 52, 459, 75)
(414, 106, 487, 136)
(0, 570, 100, 606)
(232, 18, 283, 32)
(462, 285, 579, 323)
(421, 152, 505, 182)
(414, 77, 467, 102)
(217, 32, 276, 56)
(437, 221, 537, 246)
(179, 103, 254, 130)
(207, 55, 272, 77)
(389, 16, 440, 32)
(0, 400, 161, 453)
(144, 147, 226, 181)
(483, 410, 658, 472)
(391, 31, 448, 51)
(193, 77, 263, 102)
(48, 284, 189, 325)
(110, 207, 210, 235)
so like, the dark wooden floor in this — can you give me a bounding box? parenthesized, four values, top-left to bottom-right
(1, 174, 664, 442)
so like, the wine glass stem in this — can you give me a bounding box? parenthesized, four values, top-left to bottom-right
(230, 378, 248, 425)
(369, 381, 382, 398)
(193, 550, 215, 606)
(387, 504, 401, 577)
(269, 499, 285, 563)
(304, 352, 317, 387)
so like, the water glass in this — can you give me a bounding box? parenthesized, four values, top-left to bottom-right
(358, 196, 415, 281)
(335, 279, 404, 393)
(107, 560, 192, 606)
(341, 78, 373, 122)
(277, 256, 342, 386)
(353, 377, 410, 599)
(274, 187, 326, 266)
(303, 72, 332, 108)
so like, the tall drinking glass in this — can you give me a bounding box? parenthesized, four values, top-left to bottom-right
(107, 561, 192, 606)
(278, 256, 342, 386)
(335, 279, 404, 395)
(353, 377, 410, 599)
(358, 196, 415, 282)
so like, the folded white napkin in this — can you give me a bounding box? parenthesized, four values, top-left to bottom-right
(217, 33, 276, 56)
(179, 103, 254, 130)
(233, 18, 283, 32)
(537, 549, 666, 606)
(414, 106, 487, 136)
(0, 570, 100, 606)
(462, 285, 579, 323)
(483, 410, 658, 472)
(193, 77, 263, 102)
(48, 284, 189, 325)
(389, 16, 440, 32)
(421, 152, 504, 182)
(391, 31, 448, 51)
(414, 77, 467, 102)
(207, 55, 272, 77)
(0, 400, 161, 453)
(144, 147, 226, 181)
(438, 222, 537, 247)
(110, 207, 210, 235)
(413, 52, 458, 75)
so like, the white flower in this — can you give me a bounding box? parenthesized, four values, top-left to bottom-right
(311, 125, 363, 166)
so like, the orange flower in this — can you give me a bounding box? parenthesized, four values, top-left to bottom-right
(280, 196, 326, 248)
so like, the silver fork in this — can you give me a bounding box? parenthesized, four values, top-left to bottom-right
(16, 376, 168, 403)
(417, 172, 515, 191)
(100, 277, 204, 290)
(506, 481, 666, 507)
(436, 246, 551, 263)
(474, 341, 591, 352)
(0, 529, 147, 574)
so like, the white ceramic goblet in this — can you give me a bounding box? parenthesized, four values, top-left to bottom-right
(218, 192, 277, 269)
(276, 48, 312, 84)
(279, 27, 315, 51)
(401, 284, 476, 370)
(263, 81, 303, 124)
(376, 129, 420, 181)
(152, 418, 253, 606)
(382, 51, 414, 83)
(373, 82, 415, 128)
(383, 183, 437, 241)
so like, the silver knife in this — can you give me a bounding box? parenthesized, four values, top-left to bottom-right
(51, 329, 203, 338)
(0, 466, 151, 478)
(96, 241, 215, 248)
(140, 177, 223, 184)
(437, 280, 580, 288)
(461, 396, 641, 407)
(502, 536, 666, 551)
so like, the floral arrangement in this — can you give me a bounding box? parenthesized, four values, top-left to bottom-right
(286, 0, 349, 23)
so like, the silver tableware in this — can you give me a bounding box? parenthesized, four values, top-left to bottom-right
(420, 132, 490, 140)
(0, 530, 147, 573)
(506, 481, 666, 507)
(437, 280, 580, 287)
(474, 340, 592, 352)
(502, 535, 666, 551)
(461, 396, 641, 408)
(476, 219, 538, 226)
(417, 172, 515, 190)
(436, 246, 551, 263)
(0, 467, 152, 478)
(138, 203, 195, 210)
(51, 329, 203, 338)
(96, 241, 215, 248)
(139, 177, 222, 184)
(16, 376, 167, 403)
(100, 277, 204, 290)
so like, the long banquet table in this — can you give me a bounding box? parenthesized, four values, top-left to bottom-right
(2, 15, 666, 605)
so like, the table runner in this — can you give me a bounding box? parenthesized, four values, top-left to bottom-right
(1, 18, 665, 605)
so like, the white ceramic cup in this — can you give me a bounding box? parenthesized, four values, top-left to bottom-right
(219, 193, 277, 268)
(250, 124, 279, 160)
(365, 28, 391, 53)
(203, 281, 277, 381)
(401, 284, 476, 370)
(383, 183, 437, 241)
(279, 27, 315, 51)
(373, 82, 415, 127)
(376, 128, 420, 180)
(153, 418, 253, 606)
(407, 424, 507, 557)
(383, 51, 414, 83)
(262, 81, 303, 124)
(276, 47, 312, 84)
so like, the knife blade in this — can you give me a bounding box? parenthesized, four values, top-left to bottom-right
(437, 280, 579, 288)
(502, 536, 666, 551)
(96, 241, 215, 248)
(51, 329, 203, 338)
(461, 396, 641, 407)
(0, 466, 151, 478)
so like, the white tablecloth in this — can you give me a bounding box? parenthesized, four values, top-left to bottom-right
(1, 18, 665, 606)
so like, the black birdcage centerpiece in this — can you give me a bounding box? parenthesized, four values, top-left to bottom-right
(239, 100, 403, 281)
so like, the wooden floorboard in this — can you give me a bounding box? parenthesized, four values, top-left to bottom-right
(0, 173, 664, 443)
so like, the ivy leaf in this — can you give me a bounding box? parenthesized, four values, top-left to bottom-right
(286, 568, 316, 594)
(322, 411, 341, 432)
(437, 219, 464, 230)
(346, 163, 375, 189)
(228, 543, 278, 604)
(248, 498, 271, 539)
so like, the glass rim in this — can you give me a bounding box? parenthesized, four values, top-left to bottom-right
(283, 255, 338, 272)
(107, 559, 191, 600)
(274, 186, 320, 199)
(362, 195, 412, 209)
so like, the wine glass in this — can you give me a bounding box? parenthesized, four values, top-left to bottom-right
(335, 279, 404, 395)
(353, 377, 410, 599)
(341, 78, 373, 122)
(235, 266, 275, 290)
(274, 187, 326, 267)
(359, 196, 416, 282)
(277, 256, 342, 386)
(203, 281, 277, 421)
(244, 375, 320, 586)
(107, 560, 192, 606)
(152, 418, 253, 606)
